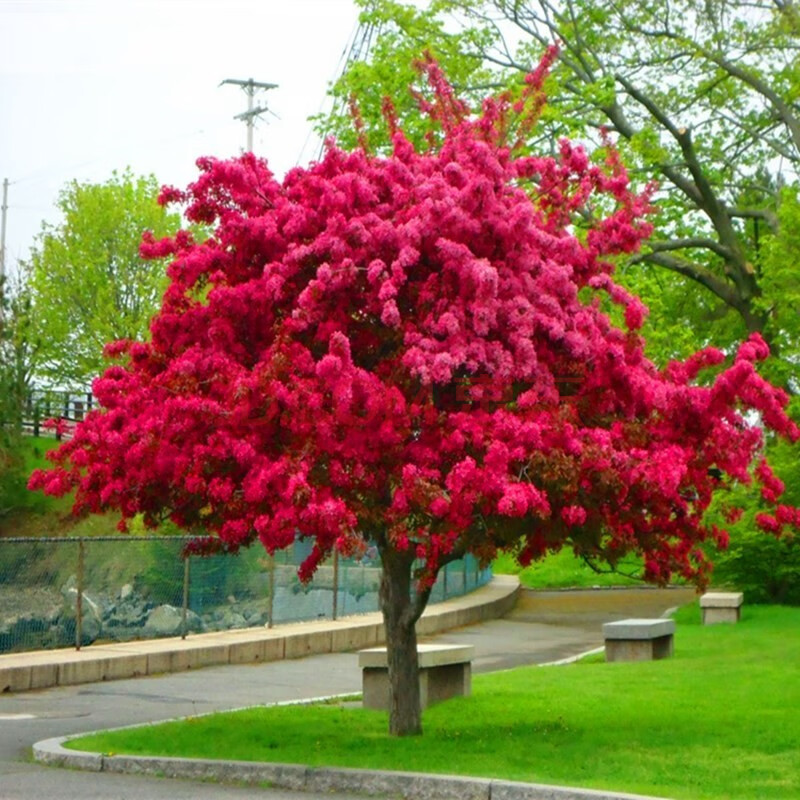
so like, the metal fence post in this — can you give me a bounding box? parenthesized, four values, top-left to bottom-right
(341, 556, 347, 617)
(75, 539, 85, 650)
(332, 550, 339, 620)
(181, 555, 190, 639)
(267, 554, 275, 629)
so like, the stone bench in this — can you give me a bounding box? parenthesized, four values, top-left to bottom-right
(700, 591, 743, 624)
(603, 618, 675, 662)
(358, 643, 474, 710)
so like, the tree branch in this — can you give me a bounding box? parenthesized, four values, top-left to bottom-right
(647, 237, 734, 260)
(729, 207, 780, 233)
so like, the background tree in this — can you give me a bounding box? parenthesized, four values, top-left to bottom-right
(0, 271, 38, 515)
(25, 169, 181, 386)
(321, 0, 800, 382)
(32, 61, 800, 738)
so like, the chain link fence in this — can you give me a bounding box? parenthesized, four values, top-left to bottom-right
(0, 536, 491, 655)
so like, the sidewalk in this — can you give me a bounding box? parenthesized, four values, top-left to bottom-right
(0, 574, 520, 693)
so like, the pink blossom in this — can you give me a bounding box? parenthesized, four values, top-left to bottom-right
(28, 51, 799, 596)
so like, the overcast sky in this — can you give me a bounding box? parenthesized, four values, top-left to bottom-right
(0, 0, 361, 274)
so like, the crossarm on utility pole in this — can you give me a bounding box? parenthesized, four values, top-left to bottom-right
(220, 78, 278, 153)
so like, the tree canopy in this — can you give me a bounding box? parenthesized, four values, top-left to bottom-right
(25, 169, 181, 386)
(320, 0, 800, 383)
(32, 56, 800, 736)
(0, 272, 38, 516)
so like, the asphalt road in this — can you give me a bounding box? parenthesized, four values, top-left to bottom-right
(0, 587, 693, 800)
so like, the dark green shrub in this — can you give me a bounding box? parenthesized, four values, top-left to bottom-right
(712, 530, 800, 605)
(707, 419, 800, 605)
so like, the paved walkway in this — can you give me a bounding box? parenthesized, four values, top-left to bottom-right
(0, 583, 694, 800)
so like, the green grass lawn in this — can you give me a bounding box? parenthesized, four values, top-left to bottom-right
(68, 604, 800, 800)
(493, 548, 646, 589)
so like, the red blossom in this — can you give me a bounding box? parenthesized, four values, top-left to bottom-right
(28, 53, 800, 591)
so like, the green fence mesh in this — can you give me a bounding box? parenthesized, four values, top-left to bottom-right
(0, 536, 491, 655)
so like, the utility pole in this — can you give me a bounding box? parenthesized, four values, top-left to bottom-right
(0, 178, 8, 287)
(220, 78, 278, 152)
(0, 178, 8, 322)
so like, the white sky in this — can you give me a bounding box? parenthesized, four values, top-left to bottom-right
(0, 0, 361, 274)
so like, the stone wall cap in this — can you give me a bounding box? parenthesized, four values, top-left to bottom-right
(602, 618, 675, 639)
(699, 592, 743, 607)
(358, 643, 474, 668)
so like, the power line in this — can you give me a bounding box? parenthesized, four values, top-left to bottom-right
(220, 78, 278, 153)
(315, 18, 382, 161)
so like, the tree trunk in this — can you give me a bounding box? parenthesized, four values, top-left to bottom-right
(378, 547, 423, 736)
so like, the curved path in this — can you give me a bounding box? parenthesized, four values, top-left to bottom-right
(0, 586, 693, 800)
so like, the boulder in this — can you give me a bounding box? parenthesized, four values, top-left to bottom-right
(62, 587, 104, 619)
(144, 604, 202, 636)
(58, 605, 102, 646)
(217, 609, 247, 630)
(144, 604, 184, 636)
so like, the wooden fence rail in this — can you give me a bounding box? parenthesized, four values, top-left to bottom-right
(21, 389, 94, 439)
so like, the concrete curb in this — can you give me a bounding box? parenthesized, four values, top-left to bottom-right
(1, 575, 520, 694)
(33, 734, 673, 800)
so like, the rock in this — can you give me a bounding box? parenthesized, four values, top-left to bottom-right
(144, 604, 202, 636)
(57, 587, 104, 647)
(244, 608, 267, 625)
(105, 604, 148, 629)
(58, 606, 101, 646)
(227, 594, 237, 604)
(144, 604, 184, 636)
(119, 583, 134, 601)
(62, 587, 103, 619)
(217, 609, 247, 630)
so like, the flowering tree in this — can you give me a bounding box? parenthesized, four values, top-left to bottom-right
(31, 54, 800, 736)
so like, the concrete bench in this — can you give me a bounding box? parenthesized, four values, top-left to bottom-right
(603, 618, 675, 662)
(358, 643, 474, 710)
(700, 592, 743, 624)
